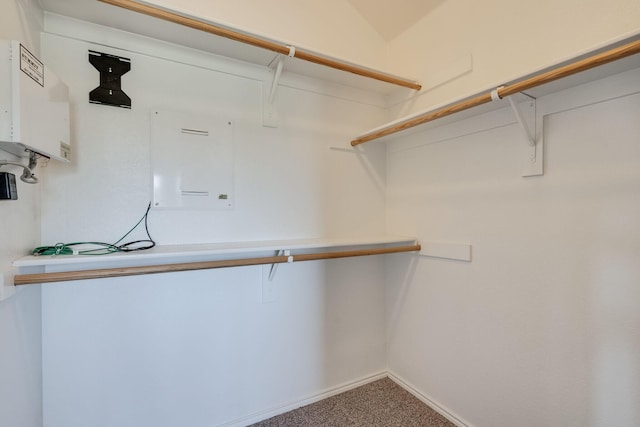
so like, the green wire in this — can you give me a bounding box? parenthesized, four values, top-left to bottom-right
(32, 204, 154, 256)
(31, 242, 119, 256)
(112, 208, 147, 246)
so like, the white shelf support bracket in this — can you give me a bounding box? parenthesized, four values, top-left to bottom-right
(268, 249, 291, 282)
(267, 58, 285, 106)
(492, 88, 543, 177)
(262, 58, 283, 128)
(506, 95, 536, 147)
(262, 248, 291, 303)
(263, 46, 294, 128)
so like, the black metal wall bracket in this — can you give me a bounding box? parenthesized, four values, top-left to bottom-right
(89, 50, 131, 109)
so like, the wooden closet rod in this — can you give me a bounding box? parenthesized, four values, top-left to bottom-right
(351, 39, 640, 146)
(97, 0, 422, 90)
(13, 244, 421, 286)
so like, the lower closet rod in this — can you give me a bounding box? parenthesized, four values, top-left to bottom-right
(13, 244, 421, 286)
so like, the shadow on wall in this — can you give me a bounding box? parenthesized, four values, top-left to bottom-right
(385, 252, 419, 342)
(323, 256, 387, 387)
(589, 243, 640, 425)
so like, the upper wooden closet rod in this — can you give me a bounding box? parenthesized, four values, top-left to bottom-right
(97, 0, 422, 90)
(13, 244, 421, 286)
(351, 38, 640, 146)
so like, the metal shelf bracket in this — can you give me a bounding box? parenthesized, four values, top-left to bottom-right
(268, 249, 292, 281)
(492, 88, 543, 177)
(263, 46, 296, 128)
(506, 94, 536, 147)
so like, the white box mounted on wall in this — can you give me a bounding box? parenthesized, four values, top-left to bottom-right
(151, 110, 234, 210)
(0, 40, 71, 162)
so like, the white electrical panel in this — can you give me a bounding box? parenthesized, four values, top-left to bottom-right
(0, 40, 71, 162)
(150, 110, 234, 210)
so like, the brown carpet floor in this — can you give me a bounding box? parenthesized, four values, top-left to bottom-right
(248, 377, 455, 427)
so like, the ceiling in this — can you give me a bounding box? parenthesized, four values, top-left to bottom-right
(347, 0, 445, 41)
(38, 0, 447, 45)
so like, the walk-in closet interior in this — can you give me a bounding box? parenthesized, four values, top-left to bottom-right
(1, 1, 639, 426)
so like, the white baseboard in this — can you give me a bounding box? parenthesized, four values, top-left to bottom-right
(219, 370, 472, 427)
(218, 371, 388, 427)
(387, 371, 473, 427)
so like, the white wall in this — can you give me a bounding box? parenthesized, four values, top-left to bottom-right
(382, 4, 640, 425)
(39, 18, 388, 427)
(0, 0, 43, 53)
(385, 68, 640, 426)
(384, 0, 640, 116)
(0, 1, 44, 427)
